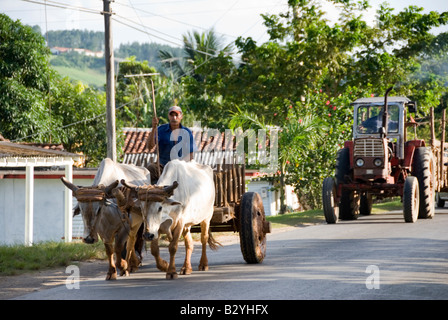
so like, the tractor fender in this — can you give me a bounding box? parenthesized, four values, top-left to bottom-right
(344, 141, 354, 169)
(404, 140, 425, 168)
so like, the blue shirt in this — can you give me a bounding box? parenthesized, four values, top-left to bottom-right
(157, 123, 197, 166)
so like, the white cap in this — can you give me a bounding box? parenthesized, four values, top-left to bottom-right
(168, 106, 182, 114)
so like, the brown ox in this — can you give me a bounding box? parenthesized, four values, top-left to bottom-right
(61, 159, 151, 280)
(61, 179, 130, 280)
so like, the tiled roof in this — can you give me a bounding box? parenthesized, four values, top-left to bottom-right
(0, 141, 79, 158)
(18, 143, 65, 152)
(122, 127, 236, 155)
(122, 127, 238, 167)
(122, 128, 154, 154)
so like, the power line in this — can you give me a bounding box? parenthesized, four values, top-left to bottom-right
(211, 0, 241, 28)
(126, 0, 153, 43)
(112, 16, 182, 47)
(113, 0, 236, 40)
(20, 0, 102, 15)
(113, 14, 238, 61)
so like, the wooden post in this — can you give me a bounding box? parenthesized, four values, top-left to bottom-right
(441, 109, 446, 189)
(151, 80, 160, 177)
(430, 107, 435, 149)
(25, 165, 34, 246)
(104, 0, 116, 162)
(64, 162, 73, 243)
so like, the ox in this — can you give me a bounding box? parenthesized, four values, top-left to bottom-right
(61, 158, 151, 280)
(120, 159, 220, 280)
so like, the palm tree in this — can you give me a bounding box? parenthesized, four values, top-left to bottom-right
(230, 108, 323, 214)
(159, 28, 233, 80)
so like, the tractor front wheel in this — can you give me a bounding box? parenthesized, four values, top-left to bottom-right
(403, 176, 419, 223)
(322, 177, 339, 224)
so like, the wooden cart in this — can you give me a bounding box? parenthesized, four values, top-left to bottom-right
(191, 162, 271, 264)
(434, 108, 448, 207)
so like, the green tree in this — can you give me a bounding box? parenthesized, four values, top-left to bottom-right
(0, 14, 53, 140)
(0, 14, 113, 166)
(226, 0, 448, 209)
(47, 79, 110, 167)
(116, 56, 186, 127)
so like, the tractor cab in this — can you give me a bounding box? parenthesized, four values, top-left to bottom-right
(351, 97, 416, 183)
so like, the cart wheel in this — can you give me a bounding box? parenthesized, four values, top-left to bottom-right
(436, 192, 445, 208)
(239, 192, 268, 264)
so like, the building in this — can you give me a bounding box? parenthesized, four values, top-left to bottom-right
(0, 141, 87, 246)
(50, 46, 104, 58)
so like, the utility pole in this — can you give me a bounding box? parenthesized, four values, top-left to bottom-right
(103, 0, 116, 162)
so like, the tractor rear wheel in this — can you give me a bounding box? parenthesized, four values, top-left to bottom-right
(412, 147, 435, 219)
(403, 176, 419, 223)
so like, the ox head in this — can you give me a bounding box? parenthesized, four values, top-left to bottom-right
(120, 179, 181, 241)
(61, 177, 118, 244)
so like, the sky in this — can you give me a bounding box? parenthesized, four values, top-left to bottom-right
(2, 0, 448, 50)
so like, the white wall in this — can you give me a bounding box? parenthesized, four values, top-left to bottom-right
(0, 176, 93, 245)
(247, 180, 276, 216)
(247, 180, 300, 216)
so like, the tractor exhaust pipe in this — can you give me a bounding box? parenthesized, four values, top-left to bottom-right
(381, 86, 394, 137)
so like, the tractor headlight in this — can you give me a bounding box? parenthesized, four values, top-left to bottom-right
(356, 158, 365, 167)
(374, 158, 383, 167)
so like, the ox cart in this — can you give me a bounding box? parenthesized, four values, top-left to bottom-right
(434, 109, 448, 207)
(190, 162, 271, 264)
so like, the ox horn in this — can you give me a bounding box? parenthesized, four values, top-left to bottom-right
(104, 180, 119, 197)
(60, 177, 79, 192)
(163, 181, 178, 195)
(121, 179, 139, 190)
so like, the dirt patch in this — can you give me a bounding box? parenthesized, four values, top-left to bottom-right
(0, 259, 107, 300)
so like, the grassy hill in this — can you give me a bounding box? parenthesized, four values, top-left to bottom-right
(52, 64, 105, 90)
(49, 54, 106, 90)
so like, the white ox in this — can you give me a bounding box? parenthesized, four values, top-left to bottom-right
(127, 159, 220, 279)
(61, 158, 151, 280)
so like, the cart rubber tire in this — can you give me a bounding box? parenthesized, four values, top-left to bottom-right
(403, 176, 419, 223)
(412, 147, 435, 219)
(339, 190, 359, 220)
(436, 192, 445, 208)
(239, 192, 267, 264)
(360, 193, 373, 216)
(322, 177, 339, 224)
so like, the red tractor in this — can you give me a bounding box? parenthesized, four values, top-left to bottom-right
(322, 88, 436, 223)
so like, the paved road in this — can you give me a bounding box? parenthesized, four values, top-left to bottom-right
(14, 208, 448, 302)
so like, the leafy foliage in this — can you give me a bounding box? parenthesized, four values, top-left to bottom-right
(216, 0, 448, 209)
(0, 14, 113, 167)
(2, 0, 448, 208)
